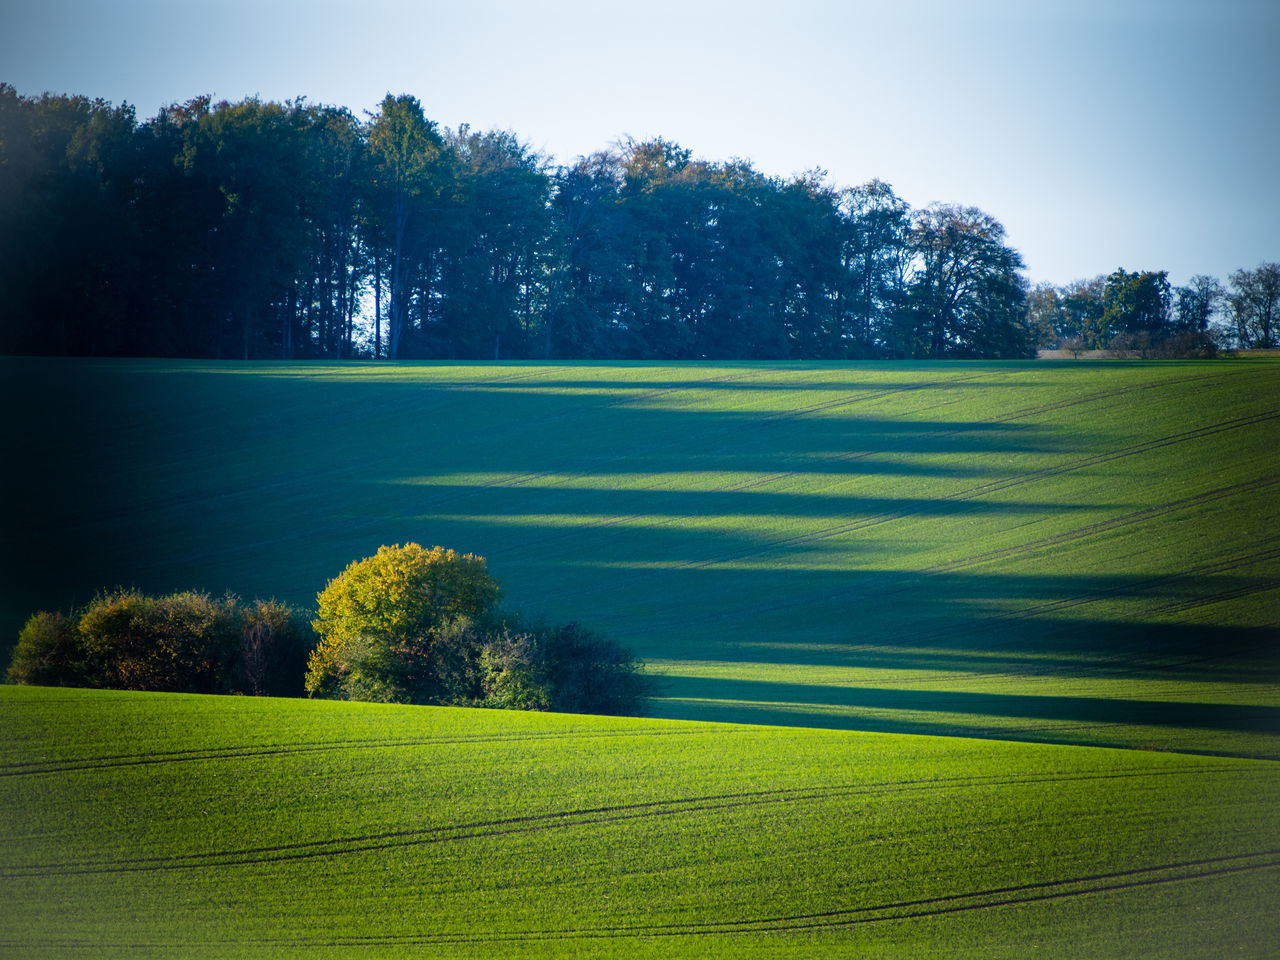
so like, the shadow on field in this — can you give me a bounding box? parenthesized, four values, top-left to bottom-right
(655, 673, 1280, 734)
(5, 357, 1277, 765)
(647, 697, 1280, 759)
(2, 362, 1084, 650)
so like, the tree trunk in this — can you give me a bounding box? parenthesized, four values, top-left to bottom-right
(242, 299, 251, 361)
(374, 250, 382, 360)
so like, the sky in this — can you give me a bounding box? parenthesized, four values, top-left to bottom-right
(4, 0, 1277, 288)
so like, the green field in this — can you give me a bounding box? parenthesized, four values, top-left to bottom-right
(2, 358, 1278, 956)
(2, 685, 1278, 958)
(3, 358, 1278, 755)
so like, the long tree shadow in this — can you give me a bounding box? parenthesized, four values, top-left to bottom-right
(645, 695, 1280, 760)
(6, 358, 1277, 766)
(655, 673, 1280, 734)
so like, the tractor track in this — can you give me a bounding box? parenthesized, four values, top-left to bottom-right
(0, 728, 705, 779)
(1, 765, 1232, 879)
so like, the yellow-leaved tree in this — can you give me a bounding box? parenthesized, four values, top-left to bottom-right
(305, 544, 501, 703)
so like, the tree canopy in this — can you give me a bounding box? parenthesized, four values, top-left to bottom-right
(1, 86, 1037, 360)
(2, 85, 1269, 359)
(305, 543, 501, 702)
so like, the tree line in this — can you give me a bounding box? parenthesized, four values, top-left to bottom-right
(1026, 266, 1278, 356)
(2, 85, 1274, 360)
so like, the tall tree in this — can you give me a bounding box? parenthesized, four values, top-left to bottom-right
(1100, 269, 1171, 342)
(1174, 274, 1223, 334)
(365, 95, 444, 359)
(183, 98, 318, 359)
(0, 87, 140, 355)
(1228, 263, 1280, 348)
(1056, 276, 1109, 348)
(546, 152, 631, 358)
(295, 103, 366, 359)
(1025, 283, 1065, 350)
(841, 179, 910, 356)
(435, 126, 552, 359)
(899, 204, 1031, 358)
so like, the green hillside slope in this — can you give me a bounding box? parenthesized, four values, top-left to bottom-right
(2, 686, 1277, 959)
(3, 359, 1278, 755)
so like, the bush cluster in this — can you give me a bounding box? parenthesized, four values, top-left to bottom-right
(479, 621, 651, 715)
(1107, 330, 1219, 359)
(305, 544, 652, 715)
(6, 591, 310, 696)
(8, 544, 653, 716)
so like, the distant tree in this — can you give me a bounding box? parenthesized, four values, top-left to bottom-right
(545, 151, 634, 358)
(365, 95, 446, 359)
(433, 126, 553, 359)
(841, 179, 910, 355)
(180, 98, 317, 359)
(0, 87, 140, 355)
(1025, 282, 1065, 350)
(1227, 262, 1280, 348)
(772, 170, 850, 358)
(1060, 335, 1086, 359)
(11, 83, 1269, 363)
(899, 204, 1032, 358)
(1175, 275, 1223, 333)
(1100, 269, 1171, 340)
(1059, 276, 1108, 348)
(295, 103, 367, 359)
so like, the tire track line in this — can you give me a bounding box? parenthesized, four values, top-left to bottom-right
(415, 368, 1023, 542)
(255, 850, 1280, 946)
(924, 473, 1279, 575)
(902, 540, 1280, 650)
(636, 474, 1279, 637)
(2, 766, 1232, 878)
(0, 728, 706, 779)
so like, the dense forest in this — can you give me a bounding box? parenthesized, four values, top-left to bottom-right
(1, 86, 1275, 360)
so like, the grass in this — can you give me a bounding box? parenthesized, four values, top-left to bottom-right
(2, 358, 1278, 956)
(2, 685, 1278, 958)
(3, 358, 1277, 756)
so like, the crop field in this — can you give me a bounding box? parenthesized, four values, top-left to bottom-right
(3, 358, 1278, 756)
(2, 358, 1278, 956)
(2, 685, 1278, 958)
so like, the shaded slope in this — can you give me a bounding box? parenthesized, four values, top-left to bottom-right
(3, 359, 1277, 754)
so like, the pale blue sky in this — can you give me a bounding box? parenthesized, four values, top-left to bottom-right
(4, 0, 1277, 287)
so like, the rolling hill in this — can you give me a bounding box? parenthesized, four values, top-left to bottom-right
(3, 357, 1278, 956)
(2, 685, 1277, 958)
(3, 358, 1277, 756)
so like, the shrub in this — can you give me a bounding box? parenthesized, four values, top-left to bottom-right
(1155, 330, 1219, 359)
(7, 591, 309, 695)
(237, 599, 312, 697)
(479, 629, 554, 711)
(305, 544, 502, 701)
(304, 544, 652, 715)
(77, 590, 236, 693)
(5, 612, 82, 686)
(480, 621, 653, 716)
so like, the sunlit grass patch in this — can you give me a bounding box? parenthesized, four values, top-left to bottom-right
(1, 686, 1277, 958)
